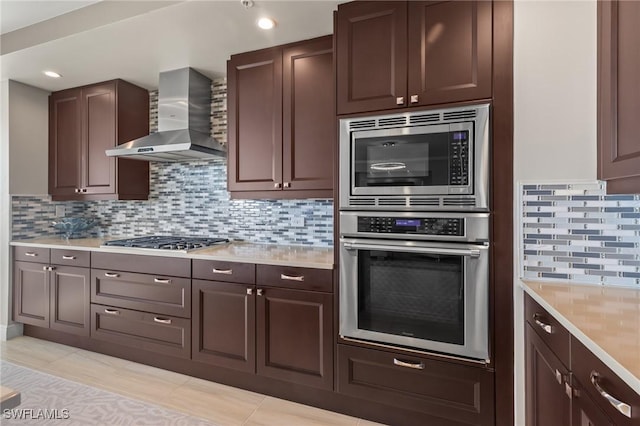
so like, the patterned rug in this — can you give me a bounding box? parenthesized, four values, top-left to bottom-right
(0, 361, 215, 425)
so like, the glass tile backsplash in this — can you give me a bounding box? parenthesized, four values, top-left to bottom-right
(521, 181, 640, 288)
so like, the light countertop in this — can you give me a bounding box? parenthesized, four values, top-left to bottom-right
(521, 279, 640, 395)
(10, 237, 334, 270)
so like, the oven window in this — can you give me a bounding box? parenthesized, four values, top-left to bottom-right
(357, 250, 464, 345)
(353, 130, 463, 188)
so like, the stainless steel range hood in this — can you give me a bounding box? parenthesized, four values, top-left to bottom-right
(106, 67, 226, 161)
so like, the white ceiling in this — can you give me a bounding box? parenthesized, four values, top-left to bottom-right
(0, 0, 339, 92)
(0, 1, 101, 34)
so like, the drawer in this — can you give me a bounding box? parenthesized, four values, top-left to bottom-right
(192, 259, 255, 284)
(51, 249, 90, 268)
(91, 252, 190, 277)
(571, 336, 640, 425)
(92, 270, 190, 318)
(91, 304, 190, 359)
(337, 344, 495, 424)
(524, 293, 570, 367)
(256, 264, 332, 292)
(14, 246, 49, 263)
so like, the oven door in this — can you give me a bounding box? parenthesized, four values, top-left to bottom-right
(339, 238, 489, 361)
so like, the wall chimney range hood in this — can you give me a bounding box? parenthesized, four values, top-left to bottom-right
(106, 67, 226, 161)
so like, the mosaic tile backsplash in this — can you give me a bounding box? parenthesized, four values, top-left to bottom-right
(521, 181, 640, 288)
(11, 78, 334, 247)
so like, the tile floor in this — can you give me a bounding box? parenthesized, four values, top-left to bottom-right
(0, 336, 383, 426)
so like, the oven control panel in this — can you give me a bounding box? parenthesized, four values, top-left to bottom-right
(357, 216, 464, 236)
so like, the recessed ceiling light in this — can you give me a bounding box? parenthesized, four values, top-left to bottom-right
(44, 71, 61, 78)
(257, 17, 276, 30)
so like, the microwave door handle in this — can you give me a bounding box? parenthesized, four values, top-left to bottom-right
(343, 242, 480, 258)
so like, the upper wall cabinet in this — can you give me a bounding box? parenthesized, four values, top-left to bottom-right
(598, 0, 640, 194)
(49, 80, 150, 201)
(336, 1, 492, 115)
(227, 36, 334, 199)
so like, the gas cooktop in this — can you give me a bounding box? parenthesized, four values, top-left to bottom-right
(102, 236, 229, 252)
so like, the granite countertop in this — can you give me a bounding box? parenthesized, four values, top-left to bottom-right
(521, 279, 640, 395)
(10, 237, 334, 270)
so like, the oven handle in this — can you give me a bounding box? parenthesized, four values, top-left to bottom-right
(343, 242, 481, 258)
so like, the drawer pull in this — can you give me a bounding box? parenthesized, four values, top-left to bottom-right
(533, 314, 553, 334)
(153, 317, 172, 325)
(104, 272, 120, 278)
(393, 358, 425, 370)
(280, 273, 304, 282)
(246, 288, 253, 295)
(104, 309, 120, 315)
(212, 268, 233, 275)
(24, 252, 38, 257)
(590, 371, 632, 418)
(257, 289, 264, 296)
(154, 278, 172, 284)
(555, 369, 562, 385)
(62, 255, 76, 260)
(42, 266, 56, 271)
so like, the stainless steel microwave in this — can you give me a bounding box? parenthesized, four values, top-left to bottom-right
(339, 103, 490, 211)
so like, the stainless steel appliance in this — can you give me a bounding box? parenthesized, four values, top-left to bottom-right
(339, 103, 490, 211)
(339, 211, 489, 361)
(102, 236, 229, 252)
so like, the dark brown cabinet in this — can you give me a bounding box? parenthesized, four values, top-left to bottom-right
(13, 248, 90, 336)
(572, 380, 614, 426)
(49, 80, 150, 201)
(227, 36, 334, 198)
(336, 1, 492, 115)
(598, 0, 640, 193)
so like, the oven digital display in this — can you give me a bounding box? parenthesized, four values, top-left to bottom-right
(395, 219, 420, 227)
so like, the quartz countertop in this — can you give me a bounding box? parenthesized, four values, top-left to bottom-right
(10, 237, 334, 270)
(521, 279, 640, 395)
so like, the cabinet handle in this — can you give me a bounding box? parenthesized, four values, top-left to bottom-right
(153, 317, 172, 325)
(81, 188, 87, 193)
(75, 188, 81, 193)
(283, 182, 291, 188)
(274, 183, 282, 189)
(393, 358, 425, 370)
(257, 289, 263, 296)
(153, 278, 172, 284)
(104, 272, 120, 278)
(565, 382, 572, 399)
(555, 369, 562, 384)
(62, 255, 76, 260)
(212, 268, 233, 275)
(42, 266, 56, 271)
(410, 94, 419, 104)
(533, 314, 553, 334)
(104, 309, 120, 315)
(246, 288, 253, 295)
(590, 371, 632, 418)
(280, 273, 304, 282)
(396, 96, 404, 105)
(24, 252, 38, 257)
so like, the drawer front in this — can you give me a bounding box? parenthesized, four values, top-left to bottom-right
(571, 336, 640, 425)
(14, 246, 50, 263)
(91, 252, 190, 277)
(524, 293, 570, 367)
(51, 249, 90, 267)
(91, 304, 190, 359)
(256, 264, 332, 292)
(337, 344, 495, 425)
(192, 260, 255, 284)
(92, 270, 190, 318)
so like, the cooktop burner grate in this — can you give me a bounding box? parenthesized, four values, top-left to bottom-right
(103, 236, 229, 251)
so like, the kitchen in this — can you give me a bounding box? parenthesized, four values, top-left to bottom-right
(1, 1, 639, 425)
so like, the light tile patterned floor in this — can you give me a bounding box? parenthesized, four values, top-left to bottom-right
(1, 336, 384, 426)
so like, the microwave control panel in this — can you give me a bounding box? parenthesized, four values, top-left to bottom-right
(357, 216, 464, 236)
(449, 131, 469, 186)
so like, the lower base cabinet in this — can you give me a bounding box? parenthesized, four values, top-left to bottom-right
(337, 344, 495, 425)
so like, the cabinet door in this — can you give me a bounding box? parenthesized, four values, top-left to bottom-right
(192, 280, 256, 373)
(82, 82, 116, 195)
(336, 1, 407, 115)
(572, 380, 614, 426)
(13, 261, 49, 327)
(598, 0, 640, 193)
(282, 36, 334, 191)
(256, 287, 333, 390)
(407, 1, 492, 107)
(49, 89, 82, 197)
(525, 324, 571, 426)
(228, 48, 283, 192)
(50, 266, 90, 336)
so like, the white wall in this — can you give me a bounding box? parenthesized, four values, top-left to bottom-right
(9, 80, 49, 195)
(513, 1, 597, 424)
